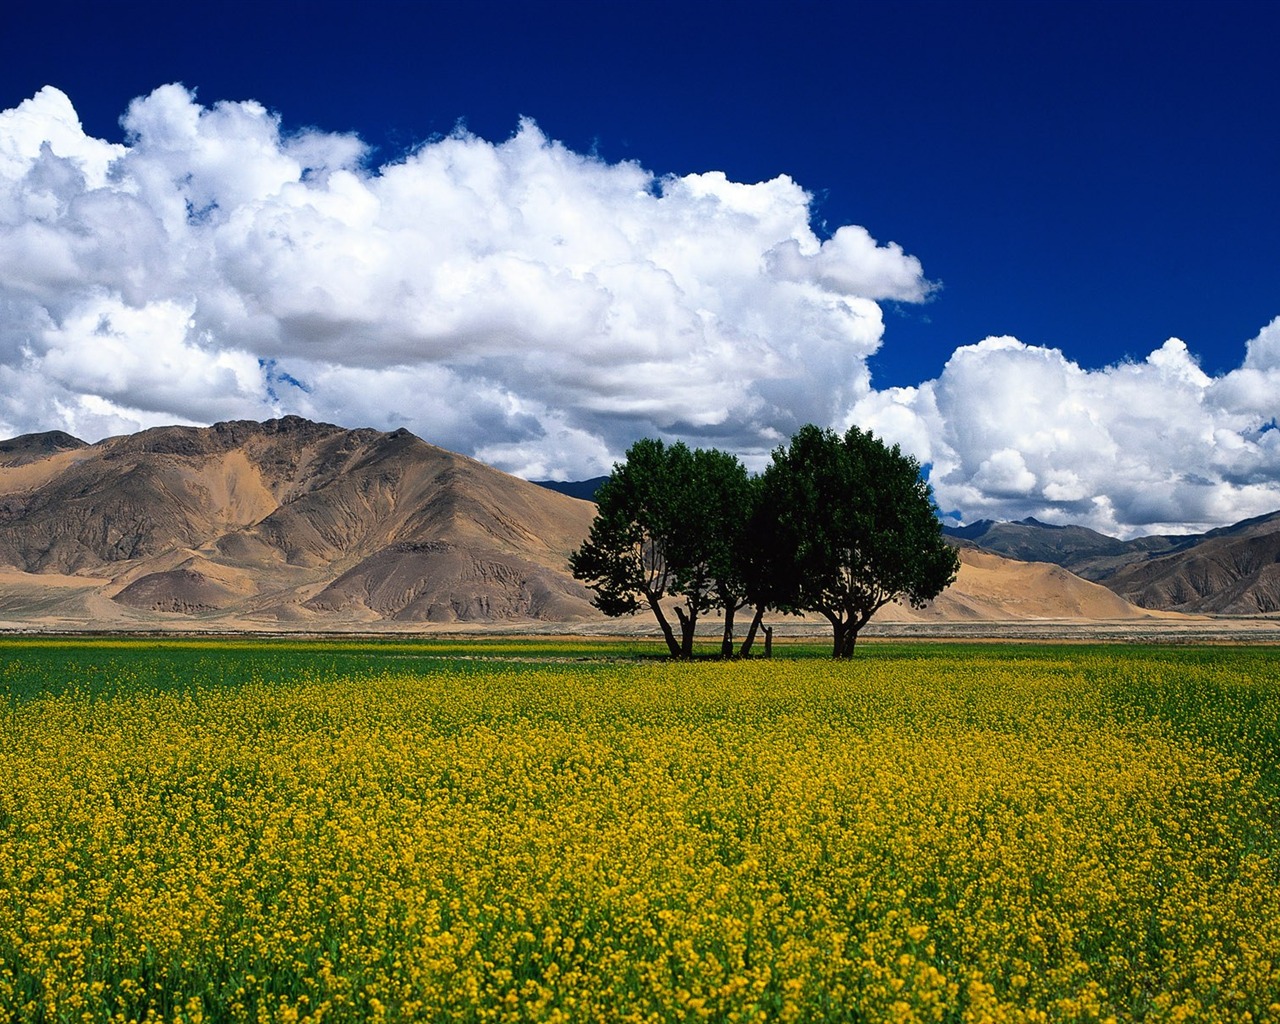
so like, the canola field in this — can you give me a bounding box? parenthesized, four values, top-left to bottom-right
(1, 638, 1278, 1024)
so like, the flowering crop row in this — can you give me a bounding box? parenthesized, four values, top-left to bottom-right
(1, 642, 1278, 1022)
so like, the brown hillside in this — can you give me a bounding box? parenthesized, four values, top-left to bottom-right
(874, 546, 1175, 623)
(0, 430, 88, 468)
(303, 542, 595, 623)
(0, 417, 598, 626)
(0, 417, 1189, 632)
(1104, 513, 1280, 614)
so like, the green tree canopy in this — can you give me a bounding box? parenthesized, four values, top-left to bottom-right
(758, 424, 959, 658)
(571, 427, 957, 659)
(569, 439, 752, 658)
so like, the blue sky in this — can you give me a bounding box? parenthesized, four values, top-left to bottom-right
(2, 0, 1278, 535)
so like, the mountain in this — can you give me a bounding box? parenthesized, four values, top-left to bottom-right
(0, 417, 1189, 632)
(943, 517, 1185, 579)
(875, 543, 1172, 624)
(948, 512, 1280, 614)
(0, 417, 599, 627)
(0, 430, 88, 467)
(1103, 511, 1280, 614)
(533, 477, 609, 502)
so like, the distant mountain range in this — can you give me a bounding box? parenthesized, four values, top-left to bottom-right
(945, 512, 1280, 614)
(532, 477, 609, 502)
(0, 418, 1271, 631)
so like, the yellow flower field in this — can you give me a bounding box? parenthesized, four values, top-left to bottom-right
(1, 642, 1278, 1022)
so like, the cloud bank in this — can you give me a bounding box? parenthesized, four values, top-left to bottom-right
(0, 85, 927, 475)
(852, 323, 1280, 536)
(1, 85, 1277, 536)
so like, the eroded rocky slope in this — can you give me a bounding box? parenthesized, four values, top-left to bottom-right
(0, 417, 598, 626)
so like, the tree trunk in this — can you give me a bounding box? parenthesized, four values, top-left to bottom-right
(739, 604, 765, 657)
(673, 604, 697, 659)
(720, 602, 737, 659)
(829, 610, 864, 659)
(646, 593, 682, 658)
(829, 615, 847, 659)
(843, 608, 876, 659)
(763, 625, 773, 659)
(839, 626, 858, 659)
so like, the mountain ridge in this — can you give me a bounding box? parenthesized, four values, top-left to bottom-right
(0, 417, 601, 626)
(0, 430, 88, 467)
(0, 418, 1216, 631)
(945, 511, 1280, 614)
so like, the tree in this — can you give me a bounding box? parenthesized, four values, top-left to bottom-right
(758, 424, 959, 658)
(569, 439, 752, 658)
(735, 471, 793, 657)
(661, 446, 755, 657)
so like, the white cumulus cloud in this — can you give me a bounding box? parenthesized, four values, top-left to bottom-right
(852, 321, 1280, 536)
(2, 85, 1278, 536)
(0, 85, 929, 480)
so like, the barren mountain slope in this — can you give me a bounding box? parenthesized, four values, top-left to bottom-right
(302, 542, 596, 623)
(0, 430, 88, 468)
(947, 511, 1280, 614)
(1103, 512, 1280, 614)
(0, 417, 599, 625)
(943, 517, 1184, 579)
(0, 418, 336, 573)
(0, 418, 1194, 631)
(873, 546, 1175, 622)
